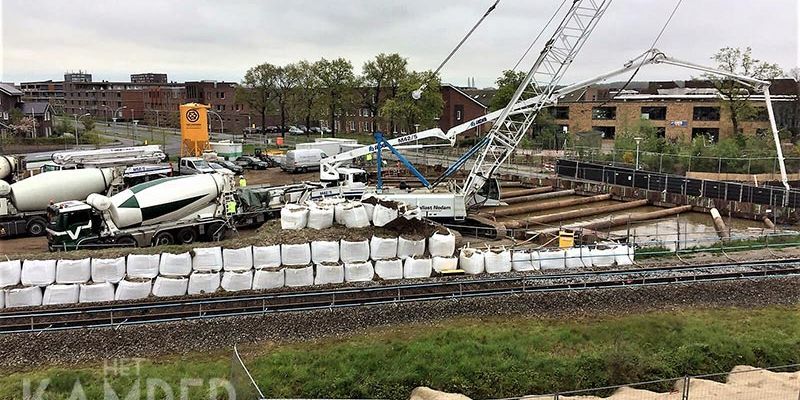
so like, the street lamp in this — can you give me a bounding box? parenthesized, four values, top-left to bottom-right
(74, 112, 91, 146)
(207, 110, 224, 137)
(113, 106, 127, 129)
(634, 136, 643, 170)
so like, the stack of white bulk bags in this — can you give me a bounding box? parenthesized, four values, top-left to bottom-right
(344, 261, 374, 282)
(459, 248, 485, 275)
(284, 265, 314, 287)
(374, 258, 403, 280)
(223, 247, 254, 272)
(403, 256, 432, 279)
(152, 276, 189, 297)
(343, 203, 370, 228)
(43, 284, 80, 305)
(253, 245, 281, 269)
(159, 252, 193, 277)
(115, 278, 152, 300)
(370, 235, 398, 260)
(311, 241, 340, 264)
(192, 247, 223, 272)
(432, 256, 458, 273)
(340, 239, 370, 263)
(5, 286, 42, 308)
(307, 203, 334, 229)
(221, 270, 253, 292)
(0, 259, 21, 288)
(428, 230, 456, 257)
(511, 250, 535, 272)
(614, 244, 635, 266)
(590, 245, 616, 267)
(539, 249, 566, 271)
(333, 200, 348, 225)
(253, 267, 285, 290)
(56, 258, 91, 284)
(361, 199, 375, 222)
(79, 282, 115, 303)
(314, 262, 344, 285)
(127, 254, 160, 279)
(91, 257, 126, 283)
(281, 204, 309, 230)
(529, 250, 542, 271)
(564, 247, 585, 268)
(188, 271, 220, 295)
(372, 203, 398, 227)
(21, 260, 56, 287)
(281, 243, 311, 266)
(484, 248, 512, 274)
(397, 235, 425, 259)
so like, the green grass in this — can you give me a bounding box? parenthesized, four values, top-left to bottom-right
(636, 234, 800, 260)
(2, 307, 799, 399)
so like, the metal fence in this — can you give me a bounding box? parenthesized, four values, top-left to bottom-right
(494, 364, 800, 400)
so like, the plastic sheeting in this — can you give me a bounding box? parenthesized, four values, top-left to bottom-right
(192, 247, 223, 272)
(281, 243, 312, 266)
(311, 241, 340, 264)
(432, 256, 458, 273)
(459, 248, 485, 275)
(159, 252, 192, 277)
(188, 271, 220, 295)
(340, 239, 370, 263)
(344, 261, 374, 282)
(343, 204, 370, 228)
(253, 245, 281, 268)
(397, 236, 425, 259)
(539, 249, 566, 271)
(21, 259, 56, 287)
(91, 257, 126, 283)
(115, 279, 152, 300)
(484, 249, 512, 274)
(590, 247, 616, 267)
(370, 236, 398, 260)
(314, 263, 344, 285)
(404, 257, 432, 279)
(5, 286, 42, 308)
(281, 204, 309, 230)
(0, 260, 21, 288)
(79, 282, 115, 303)
(565, 248, 586, 268)
(614, 245, 634, 266)
(221, 270, 253, 292)
(43, 284, 80, 305)
(374, 258, 403, 280)
(284, 265, 314, 287)
(372, 204, 398, 227)
(127, 254, 160, 278)
(223, 246, 254, 272)
(253, 268, 284, 290)
(152, 276, 189, 297)
(56, 258, 91, 284)
(307, 204, 334, 229)
(511, 250, 535, 272)
(428, 231, 456, 257)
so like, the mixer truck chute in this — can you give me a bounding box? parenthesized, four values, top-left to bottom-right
(46, 174, 235, 251)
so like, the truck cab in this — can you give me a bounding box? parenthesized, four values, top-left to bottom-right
(46, 201, 103, 250)
(178, 157, 215, 175)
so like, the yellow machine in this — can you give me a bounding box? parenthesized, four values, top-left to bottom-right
(180, 103, 211, 157)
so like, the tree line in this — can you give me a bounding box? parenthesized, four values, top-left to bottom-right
(237, 53, 444, 137)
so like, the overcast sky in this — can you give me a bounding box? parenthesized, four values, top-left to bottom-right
(1, 0, 798, 87)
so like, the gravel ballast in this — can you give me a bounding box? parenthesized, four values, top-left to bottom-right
(1, 276, 799, 370)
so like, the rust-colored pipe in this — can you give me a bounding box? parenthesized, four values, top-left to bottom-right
(504, 199, 647, 229)
(500, 187, 552, 199)
(488, 194, 612, 218)
(535, 205, 692, 235)
(503, 189, 575, 205)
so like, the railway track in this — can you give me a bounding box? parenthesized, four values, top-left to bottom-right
(2, 258, 799, 334)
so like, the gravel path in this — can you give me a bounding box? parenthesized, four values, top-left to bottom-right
(1, 276, 799, 371)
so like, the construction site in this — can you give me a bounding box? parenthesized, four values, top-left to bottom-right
(1, 0, 799, 399)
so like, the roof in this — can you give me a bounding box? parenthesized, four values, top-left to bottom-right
(461, 88, 496, 107)
(0, 83, 23, 96)
(441, 84, 488, 109)
(21, 102, 52, 115)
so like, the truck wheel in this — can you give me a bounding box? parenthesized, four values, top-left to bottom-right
(206, 222, 226, 241)
(300, 167, 308, 173)
(26, 217, 47, 236)
(115, 235, 137, 247)
(176, 227, 197, 244)
(153, 231, 175, 246)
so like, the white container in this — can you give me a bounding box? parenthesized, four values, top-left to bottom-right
(344, 261, 374, 282)
(307, 204, 334, 229)
(428, 231, 456, 257)
(343, 204, 370, 228)
(188, 271, 220, 295)
(374, 259, 403, 280)
(152, 276, 189, 297)
(564, 247, 586, 268)
(56, 258, 91, 284)
(285, 265, 314, 287)
(397, 236, 425, 259)
(79, 282, 115, 303)
(159, 252, 192, 276)
(372, 204, 398, 227)
(21, 259, 56, 287)
(253, 268, 284, 290)
(614, 245, 635, 266)
(529, 251, 542, 271)
(223, 246, 254, 272)
(253, 245, 281, 268)
(115, 279, 152, 300)
(0, 259, 21, 288)
(459, 248, 484, 275)
(591, 246, 616, 267)
(311, 241, 340, 264)
(192, 247, 223, 272)
(281, 243, 312, 266)
(127, 254, 160, 278)
(511, 250, 535, 272)
(43, 284, 80, 305)
(404, 257, 432, 279)
(432, 256, 458, 273)
(221, 270, 253, 292)
(340, 239, 370, 263)
(280, 204, 308, 230)
(334, 201, 348, 225)
(314, 263, 344, 285)
(370, 236, 398, 260)
(484, 249, 512, 274)
(539, 249, 566, 271)
(91, 257, 126, 283)
(5, 286, 42, 308)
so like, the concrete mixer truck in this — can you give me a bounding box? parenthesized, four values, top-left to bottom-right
(0, 156, 23, 183)
(46, 174, 236, 251)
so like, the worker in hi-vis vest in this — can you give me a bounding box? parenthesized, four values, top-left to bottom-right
(226, 199, 237, 215)
(238, 175, 247, 187)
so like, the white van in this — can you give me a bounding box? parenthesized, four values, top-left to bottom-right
(281, 149, 328, 173)
(178, 157, 216, 175)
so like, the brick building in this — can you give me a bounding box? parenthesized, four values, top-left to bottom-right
(63, 80, 184, 122)
(184, 81, 253, 133)
(18, 80, 65, 112)
(131, 73, 168, 84)
(0, 83, 53, 137)
(439, 84, 488, 138)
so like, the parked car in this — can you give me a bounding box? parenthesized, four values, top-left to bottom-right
(309, 127, 322, 134)
(208, 162, 234, 176)
(321, 127, 332, 135)
(281, 149, 328, 173)
(235, 156, 270, 170)
(297, 125, 309, 133)
(177, 157, 216, 175)
(211, 159, 244, 174)
(242, 127, 259, 135)
(265, 126, 280, 134)
(288, 126, 304, 135)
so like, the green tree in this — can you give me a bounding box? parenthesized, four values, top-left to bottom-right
(275, 64, 300, 137)
(238, 62, 279, 130)
(489, 70, 527, 111)
(380, 71, 444, 134)
(707, 47, 783, 143)
(291, 60, 322, 134)
(316, 58, 356, 137)
(362, 53, 408, 131)
(82, 116, 95, 133)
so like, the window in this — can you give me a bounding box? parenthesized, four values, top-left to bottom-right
(692, 127, 719, 142)
(641, 106, 666, 120)
(551, 106, 569, 119)
(220, 92, 225, 99)
(692, 107, 720, 121)
(44, 111, 51, 121)
(592, 126, 616, 139)
(455, 105, 464, 122)
(592, 107, 616, 120)
(348, 121, 355, 132)
(655, 127, 665, 138)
